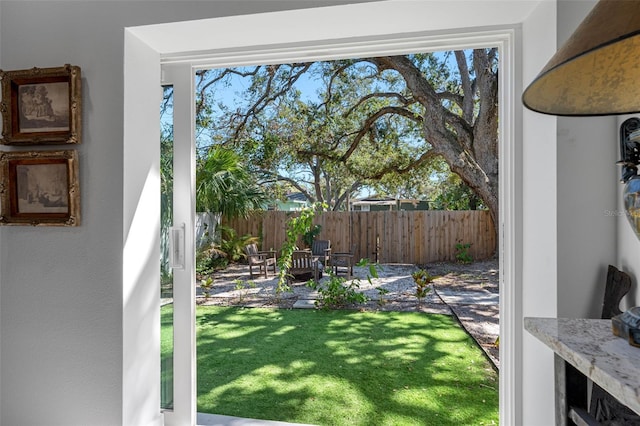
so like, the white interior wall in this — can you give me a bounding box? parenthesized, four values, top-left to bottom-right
(556, 0, 619, 319)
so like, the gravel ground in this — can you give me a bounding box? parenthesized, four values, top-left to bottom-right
(194, 259, 500, 368)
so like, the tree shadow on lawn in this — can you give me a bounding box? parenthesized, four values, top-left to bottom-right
(195, 307, 498, 425)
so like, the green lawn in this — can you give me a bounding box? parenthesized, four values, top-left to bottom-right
(162, 305, 498, 425)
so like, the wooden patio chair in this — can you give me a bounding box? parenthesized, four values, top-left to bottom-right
(311, 239, 331, 266)
(244, 243, 276, 279)
(329, 244, 357, 279)
(288, 250, 320, 282)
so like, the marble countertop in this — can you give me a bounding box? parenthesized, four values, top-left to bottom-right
(525, 317, 640, 415)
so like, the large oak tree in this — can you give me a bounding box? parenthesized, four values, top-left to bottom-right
(197, 48, 498, 231)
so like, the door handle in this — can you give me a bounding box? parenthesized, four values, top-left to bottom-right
(169, 223, 185, 269)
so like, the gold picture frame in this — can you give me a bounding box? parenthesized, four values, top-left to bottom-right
(0, 64, 81, 145)
(0, 150, 80, 226)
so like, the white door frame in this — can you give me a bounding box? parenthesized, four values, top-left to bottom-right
(164, 30, 518, 426)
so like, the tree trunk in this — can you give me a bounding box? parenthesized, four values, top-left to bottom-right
(373, 53, 499, 252)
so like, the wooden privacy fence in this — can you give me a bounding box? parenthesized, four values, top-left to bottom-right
(223, 210, 496, 264)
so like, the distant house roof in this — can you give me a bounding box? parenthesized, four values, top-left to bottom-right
(269, 192, 310, 211)
(350, 196, 429, 211)
(351, 196, 422, 206)
(286, 192, 308, 203)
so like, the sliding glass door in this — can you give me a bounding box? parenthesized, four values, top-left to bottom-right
(161, 64, 197, 426)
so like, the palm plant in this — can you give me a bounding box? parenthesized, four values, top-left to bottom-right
(196, 146, 268, 219)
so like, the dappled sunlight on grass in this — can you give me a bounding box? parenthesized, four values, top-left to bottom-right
(169, 306, 498, 425)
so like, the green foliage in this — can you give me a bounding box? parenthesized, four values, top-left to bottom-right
(302, 224, 322, 248)
(308, 274, 369, 310)
(277, 204, 325, 294)
(411, 269, 436, 305)
(196, 146, 268, 219)
(196, 242, 229, 276)
(200, 277, 214, 300)
(455, 243, 473, 264)
(217, 225, 259, 263)
(357, 258, 380, 279)
(233, 279, 257, 303)
(430, 169, 484, 211)
(376, 288, 390, 306)
(308, 259, 378, 310)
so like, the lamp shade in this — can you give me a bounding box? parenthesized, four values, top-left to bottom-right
(522, 0, 640, 116)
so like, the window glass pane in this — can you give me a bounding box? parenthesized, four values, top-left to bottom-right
(160, 85, 174, 411)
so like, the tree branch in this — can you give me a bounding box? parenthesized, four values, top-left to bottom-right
(455, 50, 474, 122)
(353, 149, 440, 180)
(343, 92, 415, 118)
(230, 63, 313, 140)
(340, 106, 423, 162)
(257, 170, 315, 202)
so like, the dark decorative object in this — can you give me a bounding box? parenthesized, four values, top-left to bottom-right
(0, 150, 80, 226)
(0, 64, 81, 145)
(601, 264, 632, 319)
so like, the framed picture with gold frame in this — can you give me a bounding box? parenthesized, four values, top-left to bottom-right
(0, 150, 80, 226)
(0, 65, 81, 145)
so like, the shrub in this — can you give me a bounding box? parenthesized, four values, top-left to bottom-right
(308, 259, 378, 310)
(455, 242, 473, 264)
(217, 225, 259, 263)
(196, 244, 227, 276)
(308, 274, 369, 310)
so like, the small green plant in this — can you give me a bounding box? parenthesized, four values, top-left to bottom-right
(376, 288, 390, 306)
(411, 269, 436, 305)
(200, 277, 214, 300)
(233, 279, 257, 303)
(455, 242, 473, 264)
